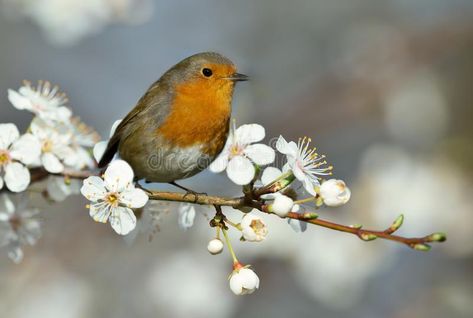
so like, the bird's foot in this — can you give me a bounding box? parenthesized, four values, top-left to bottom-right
(169, 182, 207, 203)
(135, 182, 154, 196)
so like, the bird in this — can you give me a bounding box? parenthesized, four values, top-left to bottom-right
(98, 52, 248, 192)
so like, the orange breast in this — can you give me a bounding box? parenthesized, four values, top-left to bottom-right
(156, 79, 233, 157)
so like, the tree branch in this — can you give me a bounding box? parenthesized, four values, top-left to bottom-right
(25, 168, 446, 251)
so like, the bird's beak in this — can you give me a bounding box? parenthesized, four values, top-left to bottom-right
(226, 73, 249, 82)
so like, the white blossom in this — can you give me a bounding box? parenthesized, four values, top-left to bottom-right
(229, 267, 260, 295)
(0, 194, 42, 263)
(271, 194, 294, 217)
(30, 117, 78, 173)
(69, 116, 101, 148)
(46, 176, 81, 202)
(260, 166, 287, 199)
(276, 135, 332, 196)
(207, 238, 224, 255)
(241, 211, 268, 242)
(8, 81, 71, 123)
(210, 123, 275, 185)
(93, 119, 122, 163)
(0, 123, 41, 192)
(178, 204, 196, 230)
(80, 160, 148, 235)
(320, 179, 351, 207)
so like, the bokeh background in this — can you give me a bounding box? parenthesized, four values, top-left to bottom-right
(1, 0, 473, 317)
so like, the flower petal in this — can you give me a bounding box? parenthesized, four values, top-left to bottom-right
(276, 135, 298, 156)
(0, 194, 15, 216)
(55, 146, 78, 167)
(81, 176, 107, 202)
(261, 167, 282, 186)
(120, 188, 149, 208)
(104, 160, 135, 192)
(109, 207, 137, 235)
(178, 204, 196, 230)
(42, 153, 64, 173)
(244, 144, 275, 165)
(291, 163, 306, 182)
(0, 177, 3, 191)
(93, 141, 108, 163)
(8, 89, 32, 111)
(302, 176, 317, 196)
(30, 117, 49, 139)
(89, 203, 111, 223)
(229, 273, 244, 295)
(235, 124, 265, 144)
(239, 268, 260, 290)
(4, 163, 30, 192)
(110, 119, 123, 137)
(227, 156, 255, 185)
(208, 151, 229, 173)
(47, 177, 71, 202)
(0, 123, 20, 150)
(55, 107, 72, 122)
(9, 134, 41, 165)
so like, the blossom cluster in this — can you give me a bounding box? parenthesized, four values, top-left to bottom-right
(1, 81, 98, 194)
(0, 80, 355, 295)
(80, 121, 352, 295)
(0, 81, 100, 260)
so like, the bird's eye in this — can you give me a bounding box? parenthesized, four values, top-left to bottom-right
(202, 68, 213, 77)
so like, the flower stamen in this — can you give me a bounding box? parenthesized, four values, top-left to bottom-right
(0, 150, 11, 166)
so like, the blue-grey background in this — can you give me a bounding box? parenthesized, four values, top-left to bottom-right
(1, 1, 472, 317)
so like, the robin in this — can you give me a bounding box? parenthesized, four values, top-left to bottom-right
(98, 52, 248, 192)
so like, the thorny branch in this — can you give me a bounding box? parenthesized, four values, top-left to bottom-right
(26, 167, 446, 251)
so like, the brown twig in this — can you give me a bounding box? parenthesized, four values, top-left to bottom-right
(24, 168, 446, 251)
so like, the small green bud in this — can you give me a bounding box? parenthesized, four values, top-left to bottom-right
(413, 243, 431, 251)
(428, 232, 447, 242)
(360, 233, 377, 241)
(350, 224, 363, 229)
(302, 212, 319, 219)
(389, 214, 404, 232)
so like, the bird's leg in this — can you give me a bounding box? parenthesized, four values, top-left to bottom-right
(169, 181, 207, 202)
(135, 180, 154, 195)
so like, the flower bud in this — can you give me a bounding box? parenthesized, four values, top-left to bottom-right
(270, 194, 294, 217)
(229, 267, 260, 295)
(207, 238, 224, 255)
(241, 211, 268, 242)
(319, 179, 351, 207)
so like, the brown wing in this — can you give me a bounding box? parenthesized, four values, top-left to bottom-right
(97, 80, 172, 168)
(98, 104, 144, 168)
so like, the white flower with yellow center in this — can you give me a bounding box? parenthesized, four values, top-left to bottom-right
(8, 80, 71, 123)
(276, 135, 332, 196)
(241, 211, 268, 242)
(210, 123, 275, 185)
(0, 123, 41, 192)
(30, 117, 78, 173)
(81, 160, 149, 235)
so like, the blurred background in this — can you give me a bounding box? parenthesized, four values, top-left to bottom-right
(1, 0, 473, 317)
